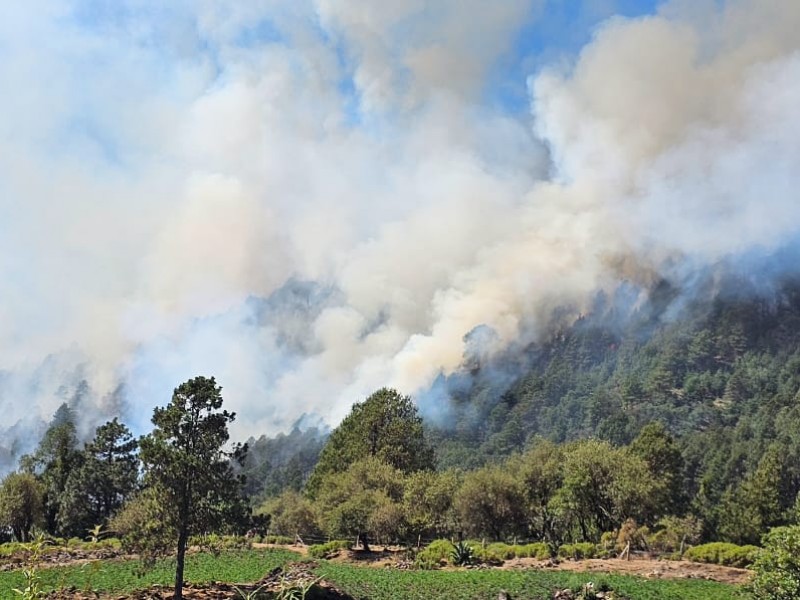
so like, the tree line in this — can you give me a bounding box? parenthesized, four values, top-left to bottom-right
(259, 389, 698, 551)
(0, 376, 250, 600)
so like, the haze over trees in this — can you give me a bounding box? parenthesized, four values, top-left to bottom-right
(5, 279, 800, 596)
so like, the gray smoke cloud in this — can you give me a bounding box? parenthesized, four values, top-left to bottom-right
(2, 0, 800, 469)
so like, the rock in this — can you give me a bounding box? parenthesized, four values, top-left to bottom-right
(498, 590, 511, 600)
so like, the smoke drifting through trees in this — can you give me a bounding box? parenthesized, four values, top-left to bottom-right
(2, 0, 800, 465)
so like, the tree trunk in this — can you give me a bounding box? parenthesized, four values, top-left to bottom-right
(175, 523, 188, 600)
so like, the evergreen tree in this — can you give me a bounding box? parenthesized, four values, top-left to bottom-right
(139, 376, 247, 600)
(58, 418, 139, 535)
(629, 422, 686, 520)
(20, 403, 81, 535)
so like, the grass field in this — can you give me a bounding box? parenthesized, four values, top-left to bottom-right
(0, 548, 750, 599)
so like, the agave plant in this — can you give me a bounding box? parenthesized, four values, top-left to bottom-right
(450, 541, 475, 566)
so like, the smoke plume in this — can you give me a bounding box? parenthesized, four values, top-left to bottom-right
(2, 0, 800, 468)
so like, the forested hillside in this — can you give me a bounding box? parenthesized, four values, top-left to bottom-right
(250, 277, 800, 543)
(420, 273, 800, 544)
(7, 273, 800, 557)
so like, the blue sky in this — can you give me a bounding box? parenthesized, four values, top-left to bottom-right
(64, 0, 666, 122)
(491, 0, 662, 111)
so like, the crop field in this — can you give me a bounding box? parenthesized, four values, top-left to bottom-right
(0, 548, 300, 597)
(315, 563, 748, 600)
(0, 547, 751, 599)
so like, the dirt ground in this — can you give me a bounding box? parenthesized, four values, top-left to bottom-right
(501, 556, 752, 585)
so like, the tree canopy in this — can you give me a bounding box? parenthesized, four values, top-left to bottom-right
(306, 388, 434, 495)
(58, 418, 139, 535)
(0, 472, 44, 542)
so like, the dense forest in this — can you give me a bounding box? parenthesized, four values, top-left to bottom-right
(250, 272, 800, 548)
(5, 272, 800, 558)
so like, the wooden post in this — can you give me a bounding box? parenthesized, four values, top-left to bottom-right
(618, 542, 630, 561)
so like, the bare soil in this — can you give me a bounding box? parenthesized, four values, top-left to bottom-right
(501, 557, 752, 586)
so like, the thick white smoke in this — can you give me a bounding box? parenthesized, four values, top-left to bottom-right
(2, 0, 800, 460)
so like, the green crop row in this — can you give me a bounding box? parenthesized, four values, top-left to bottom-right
(0, 548, 301, 597)
(314, 562, 747, 600)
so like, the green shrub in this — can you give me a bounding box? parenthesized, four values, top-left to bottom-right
(415, 539, 454, 568)
(469, 545, 502, 564)
(189, 534, 250, 553)
(93, 538, 122, 550)
(523, 542, 551, 559)
(599, 531, 616, 553)
(648, 516, 703, 554)
(557, 543, 598, 560)
(485, 543, 515, 560)
(684, 542, 760, 568)
(751, 526, 800, 599)
(308, 540, 351, 559)
(261, 535, 295, 545)
(0, 542, 27, 558)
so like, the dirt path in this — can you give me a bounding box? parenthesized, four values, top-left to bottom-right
(252, 542, 310, 555)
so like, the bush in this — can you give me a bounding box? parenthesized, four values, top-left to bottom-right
(308, 540, 351, 559)
(110, 488, 175, 562)
(258, 491, 321, 538)
(648, 516, 702, 554)
(616, 519, 649, 552)
(525, 542, 552, 559)
(465, 542, 498, 564)
(558, 543, 598, 560)
(684, 542, 760, 568)
(261, 535, 295, 545)
(510, 542, 550, 559)
(189, 534, 250, 553)
(486, 542, 515, 560)
(0, 542, 29, 558)
(751, 526, 800, 599)
(415, 539, 454, 568)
